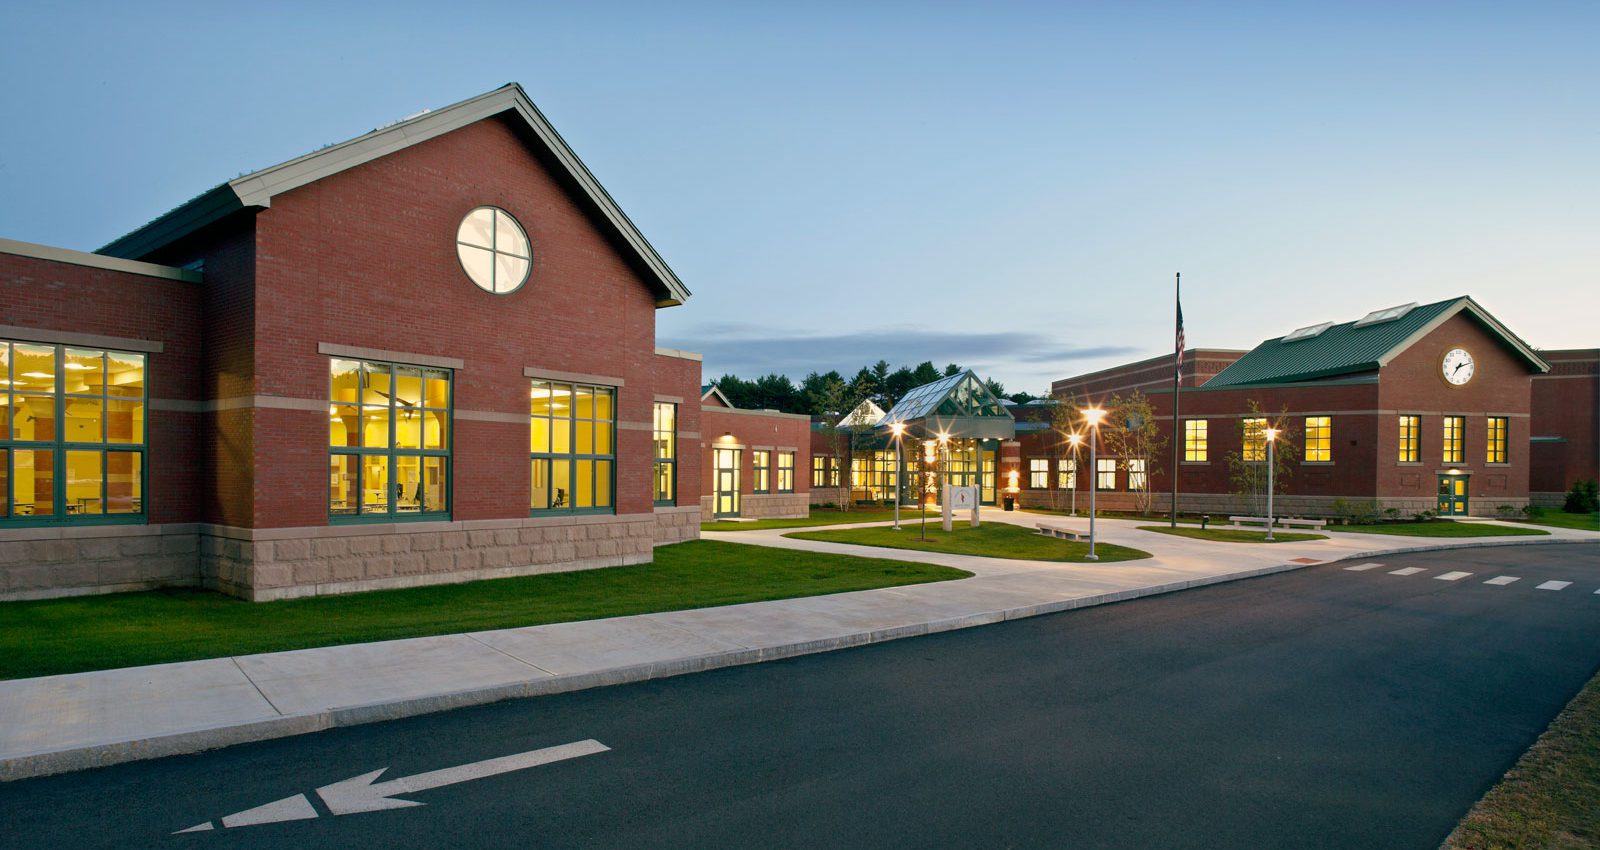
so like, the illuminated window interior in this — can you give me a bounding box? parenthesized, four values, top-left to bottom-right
(530, 379, 614, 513)
(652, 402, 676, 505)
(329, 359, 450, 518)
(1242, 418, 1268, 462)
(1305, 416, 1332, 462)
(1028, 458, 1048, 489)
(1442, 416, 1465, 464)
(1057, 458, 1076, 489)
(1486, 416, 1508, 464)
(1398, 415, 1420, 463)
(1184, 419, 1208, 462)
(752, 450, 771, 494)
(776, 451, 794, 493)
(1127, 458, 1147, 491)
(1096, 458, 1117, 491)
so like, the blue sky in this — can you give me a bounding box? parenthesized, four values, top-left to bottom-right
(3, 1, 1595, 393)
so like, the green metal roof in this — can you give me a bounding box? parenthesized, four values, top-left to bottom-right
(1203, 297, 1547, 388)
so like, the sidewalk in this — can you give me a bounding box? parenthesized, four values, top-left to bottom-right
(3, 510, 1594, 781)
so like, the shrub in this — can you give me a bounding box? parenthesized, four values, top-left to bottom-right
(1523, 504, 1546, 520)
(1350, 500, 1384, 525)
(1564, 479, 1599, 514)
(1496, 504, 1520, 519)
(1414, 509, 1436, 522)
(1383, 508, 1402, 521)
(1328, 497, 1350, 519)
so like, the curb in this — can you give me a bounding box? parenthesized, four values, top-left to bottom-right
(3, 538, 1594, 782)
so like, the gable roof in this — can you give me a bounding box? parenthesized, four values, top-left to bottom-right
(882, 370, 1015, 439)
(1205, 296, 1548, 388)
(700, 384, 734, 407)
(837, 399, 886, 428)
(97, 83, 690, 307)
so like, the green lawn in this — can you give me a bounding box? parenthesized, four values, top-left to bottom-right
(1442, 669, 1600, 849)
(0, 540, 970, 681)
(702, 508, 934, 532)
(1137, 525, 1327, 544)
(785, 522, 1151, 563)
(1024, 507, 1203, 525)
(1330, 521, 1549, 538)
(1516, 511, 1600, 532)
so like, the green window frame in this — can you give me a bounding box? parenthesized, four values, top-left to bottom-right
(652, 402, 676, 506)
(1442, 416, 1465, 464)
(329, 359, 451, 522)
(1184, 419, 1207, 462)
(777, 451, 795, 494)
(1097, 458, 1117, 491)
(0, 341, 148, 526)
(752, 450, 771, 494)
(812, 455, 827, 487)
(1398, 415, 1420, 463)
(1057, 458, 1076, 490)
(1486, 416, 1508, 464)
(1305, 416, 1332, 462)
(1028, 458, 1048, 489)
(531, 380, 615, 514)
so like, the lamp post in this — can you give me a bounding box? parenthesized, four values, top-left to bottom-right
(1067, 432, 1083, 517)
(1264, 427, 1280, 541)
(1083, 408, 1106, 560)
(890, 421, 905, 531)
(921, 438, 935, 541)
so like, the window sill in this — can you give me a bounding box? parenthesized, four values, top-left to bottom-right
(330, 512, 451, 525)
(529, 507, 617, 518)
(1301, 461, 1335, 466)
(0, 515, 147, 529)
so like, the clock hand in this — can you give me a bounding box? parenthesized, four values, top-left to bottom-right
(1452, 362, 1466, 375)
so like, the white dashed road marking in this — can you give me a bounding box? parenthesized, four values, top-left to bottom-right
(1536, 581, 1572, 591)
(1434, 571, 1472, 581)
(1484, 576, 1520, 586)
(1389, 567, 1426, 576)
(1344, 563, 1384, 571)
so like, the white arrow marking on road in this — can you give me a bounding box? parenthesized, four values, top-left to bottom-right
(173, 739, 608, 834)
(317, 739, 610, 815)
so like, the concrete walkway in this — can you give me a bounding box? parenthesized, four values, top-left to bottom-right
(3, 510, 1594, 781)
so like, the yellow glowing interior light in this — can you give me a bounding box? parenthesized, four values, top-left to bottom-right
(22, 372, 52, 379)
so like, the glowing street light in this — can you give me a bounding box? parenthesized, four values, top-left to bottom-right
(890, 421, 906, 531)
(1265, 426, 1281, 541)
(1067, 432, 1084, 517)
(1082, 408, 1106, 560)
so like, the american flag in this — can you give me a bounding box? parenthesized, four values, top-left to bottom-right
(1175, 297, 1185, 380)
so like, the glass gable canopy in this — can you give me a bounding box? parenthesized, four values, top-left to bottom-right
(881, 371, 1014, 440)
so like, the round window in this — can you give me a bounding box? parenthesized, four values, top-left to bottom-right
(455, 206, 531, 294)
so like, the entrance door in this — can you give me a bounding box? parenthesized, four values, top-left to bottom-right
(714, 448, 742, 517)
(1437, 475, 1468, 516)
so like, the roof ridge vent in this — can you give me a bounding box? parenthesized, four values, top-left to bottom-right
(1283, 321, 1334, 342)
(1353, 302, 1419, 328)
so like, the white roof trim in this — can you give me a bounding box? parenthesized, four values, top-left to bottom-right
(1, 237, 200, 283)
(1376, 297, 1550, 373)
(99, 84, 690, 306)
(700, 385, 735, 407)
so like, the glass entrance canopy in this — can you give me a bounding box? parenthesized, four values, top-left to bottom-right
(880, 370, 1016, 441)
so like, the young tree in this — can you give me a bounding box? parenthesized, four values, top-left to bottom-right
(1047, 393, 1083, 511)
(813, 375, 856, 510)
(1101, 390, 1167, 515)
(1224, 400, 1299, 515)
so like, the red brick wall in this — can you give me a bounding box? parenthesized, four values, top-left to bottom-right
(1051, 349, 1245, 398)
(244, 116, 672, 528)
(0, 252, 205, 524)
(653, 353, 703, 506)
(1530, 349, 1599, 494)
(699, 408, 812, 497)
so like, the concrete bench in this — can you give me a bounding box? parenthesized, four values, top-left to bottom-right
(1226, 516, 1274, 530)
(1276, 517, 1328, 531)
(1036, 523, 1085, 542)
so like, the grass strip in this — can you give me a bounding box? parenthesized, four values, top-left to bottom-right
(787, 522, 1150, 563)
(1513, 512, 1599, 532)
(0, 540, 970, 681)
(1330, 521, 1549, 538)
(1441, 668, 1600, 849)
(1136, 525, 1327, 544)
(702, 508, 935, 532)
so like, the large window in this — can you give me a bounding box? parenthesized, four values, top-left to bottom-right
(1058, 458, 1076, 490)
(1304, 416, 1332, 462)
(1127, 458, 1147, 491)
(1486, 416, 1508, 464)
(330, 359, 450, 519)
(752, 450, 771, 494)
(530, 380, 614, 513)
(1, 342, 146, 523)
(850, 451, 899, 502)
(777, 451, 795, 493)
(1184, 420, 1207, 462)
(1442, 416, 1465, 464)
(1398, 415, 1420, 463)
(1242, 418, 1268, 462)
(1097, 458, 1117, 491)
(652, 402, 676, 505)
(812, 455, 828, 488)
(1028, 458, 1049, 489)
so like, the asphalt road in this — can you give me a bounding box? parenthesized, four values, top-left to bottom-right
(3, 543, 1598, 849)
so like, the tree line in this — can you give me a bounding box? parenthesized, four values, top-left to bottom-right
(710, 360, 1036, 417)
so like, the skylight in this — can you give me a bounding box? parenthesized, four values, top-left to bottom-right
(1353, 302, 1419, 327)
(1283, 321, 1334, 342)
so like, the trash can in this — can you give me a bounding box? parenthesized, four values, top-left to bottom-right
(1003, 495, 1015, 512)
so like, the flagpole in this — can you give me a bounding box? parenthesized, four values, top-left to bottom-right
(1170, 272, 1181, 528)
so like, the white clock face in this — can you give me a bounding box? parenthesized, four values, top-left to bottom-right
(1442, 348, 1475, 385)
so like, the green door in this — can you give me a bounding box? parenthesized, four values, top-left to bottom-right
(714, 448, 742, 518)
(1437, 475, 1468, 516)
